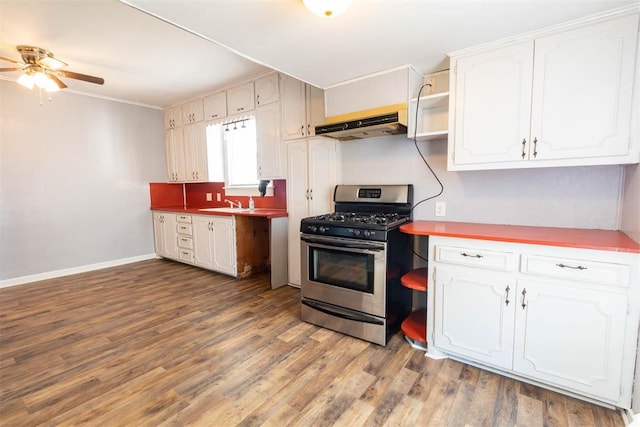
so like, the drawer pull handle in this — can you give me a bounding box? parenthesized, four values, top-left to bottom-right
(521, 289, 527, 310)
(461, 252, 483, 258)
(556, 263, 587, 270)
(505, 286, 510, 306)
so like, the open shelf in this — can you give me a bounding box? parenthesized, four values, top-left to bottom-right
(401, 309, 427, 345)
(400, 267, 428, 291)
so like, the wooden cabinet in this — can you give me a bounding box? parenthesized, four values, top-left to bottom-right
(255, 73, 279, 106)
(165, 128, 185, 182)
(448, 14, 639, 170)
(286, 138, 340, 286)
(255, 102, 284, 179)
(164, 106, 182, 130)
(152, 212, 178, 260)
(280, 74, 325, 140)
(428, 236, 639, 408)
(183, 122, 208, 182)
(182, 99, 204, 124)
(227, 82, 255, 115)
(203, 91, 227, 121)
(193, 215, 237, 276)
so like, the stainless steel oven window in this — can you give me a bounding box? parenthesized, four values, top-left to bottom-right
(308, 246, 375, 293)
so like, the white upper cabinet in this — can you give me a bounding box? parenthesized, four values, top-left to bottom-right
(280, 74, 325, 140)
(203, 91, 227, 121)
(255, 73, 280, 106)
(182, 99, 204, 124)
(256, 102, 284, 179)
(164, 106, 182, 130)
(227, 82, 255, 115)
(448, 13, 639, 171)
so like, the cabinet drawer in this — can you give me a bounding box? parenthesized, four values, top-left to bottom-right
(521, 255, 630, 287)
(177, 223, 193, 236)
(178, 236, 194, 250)
(435, 245, 516, 271)
(177, 215, 192, 223)
(178, 248, 194, 263)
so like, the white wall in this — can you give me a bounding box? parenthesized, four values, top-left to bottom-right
(0, 80, 165, 281)
(341, 135, 623, 229)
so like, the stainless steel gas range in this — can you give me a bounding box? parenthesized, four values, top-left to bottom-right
(300, 184, 413, 345)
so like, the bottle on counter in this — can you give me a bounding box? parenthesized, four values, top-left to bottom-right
(249, 196, 255, 211)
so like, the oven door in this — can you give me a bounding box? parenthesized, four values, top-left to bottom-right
(300, 233, 387, 317)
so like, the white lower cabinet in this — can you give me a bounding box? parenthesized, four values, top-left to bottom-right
(434, 265, 516, 370)
(152, 212, 178, 259)
(193, 215, 237, 276)
(512, 278, 628, 402)
(430, 236, 639, 408)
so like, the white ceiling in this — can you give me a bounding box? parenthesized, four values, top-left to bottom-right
(1, 0, 637, 109)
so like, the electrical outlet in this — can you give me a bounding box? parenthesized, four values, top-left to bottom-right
(435, 201, 446, 217)
(206, 193, 213, 202)
(216, 193, 221, 202)
(425, 77, 436, 95)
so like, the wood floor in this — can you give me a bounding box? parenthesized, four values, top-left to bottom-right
(0, 259, 624, 426)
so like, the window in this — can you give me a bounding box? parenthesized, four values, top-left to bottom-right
(206, 117, 273, 196)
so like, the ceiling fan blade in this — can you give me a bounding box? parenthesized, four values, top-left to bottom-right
(47, 73, 67, 89)
(0, 56, 24, 65)
(55, 70, 104, 85)
(0, 67, 24, 72)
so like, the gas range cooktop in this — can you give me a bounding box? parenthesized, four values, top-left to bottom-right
(308, 212, 410, 228)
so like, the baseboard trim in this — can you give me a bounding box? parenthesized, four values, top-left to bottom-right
(0, 254, 158, 289)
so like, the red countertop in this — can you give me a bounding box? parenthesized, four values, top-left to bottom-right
(400, 221, 640, 254)
(151, 206, 288, 219)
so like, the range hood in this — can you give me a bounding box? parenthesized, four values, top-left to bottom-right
(315, 105, 408, 141)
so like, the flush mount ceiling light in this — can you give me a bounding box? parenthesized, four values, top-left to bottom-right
(303, 0, 353, 17)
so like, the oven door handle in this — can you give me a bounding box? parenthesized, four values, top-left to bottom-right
(302, 300, 384, 325)
(301, 236, 384, 252)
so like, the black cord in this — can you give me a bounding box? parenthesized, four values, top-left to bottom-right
(411, 82, 444, 213)
(408, 81, 446, 263)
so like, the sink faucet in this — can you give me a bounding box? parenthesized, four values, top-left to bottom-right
(224, 199, 242, 209)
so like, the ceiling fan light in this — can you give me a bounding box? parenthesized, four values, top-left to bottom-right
(303, 0, 352, 17)
(33, 72, 49, 89)
(39, 55, 66, 70)
(17, 73, 35, 89)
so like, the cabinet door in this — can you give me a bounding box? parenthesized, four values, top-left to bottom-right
(182, 99, 204, 124)
(529, 15, 638, 161)
(513, 279, 628, 402)
(450, 41, 534, 167)
(434, 265, 516, 369)
(165, 128, 185, 182)
(203, 92, 228, 121)
(286, 140, 310, 286)
(306, 84, 325, 137)
(153, 213, 166, 255)
(307, 138, 338, 216)
(256, 102, 283, 179)
(280, 75, 307, 140)
(164, 106, 182, 129)
(212, 216, 236, 276)
(255, 73, 279, 106)
(227, 82, 255, 114)
(183, 122, 208, 182)
(193, 216, 215, 269)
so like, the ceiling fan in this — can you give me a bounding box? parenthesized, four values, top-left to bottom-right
(0, 45, 104, 92)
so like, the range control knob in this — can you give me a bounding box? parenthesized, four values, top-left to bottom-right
(353, 229, 361, 237)
(309, 225, 318, 233)
(319, 226, 327, 233)
(363, 230, 371, 238)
